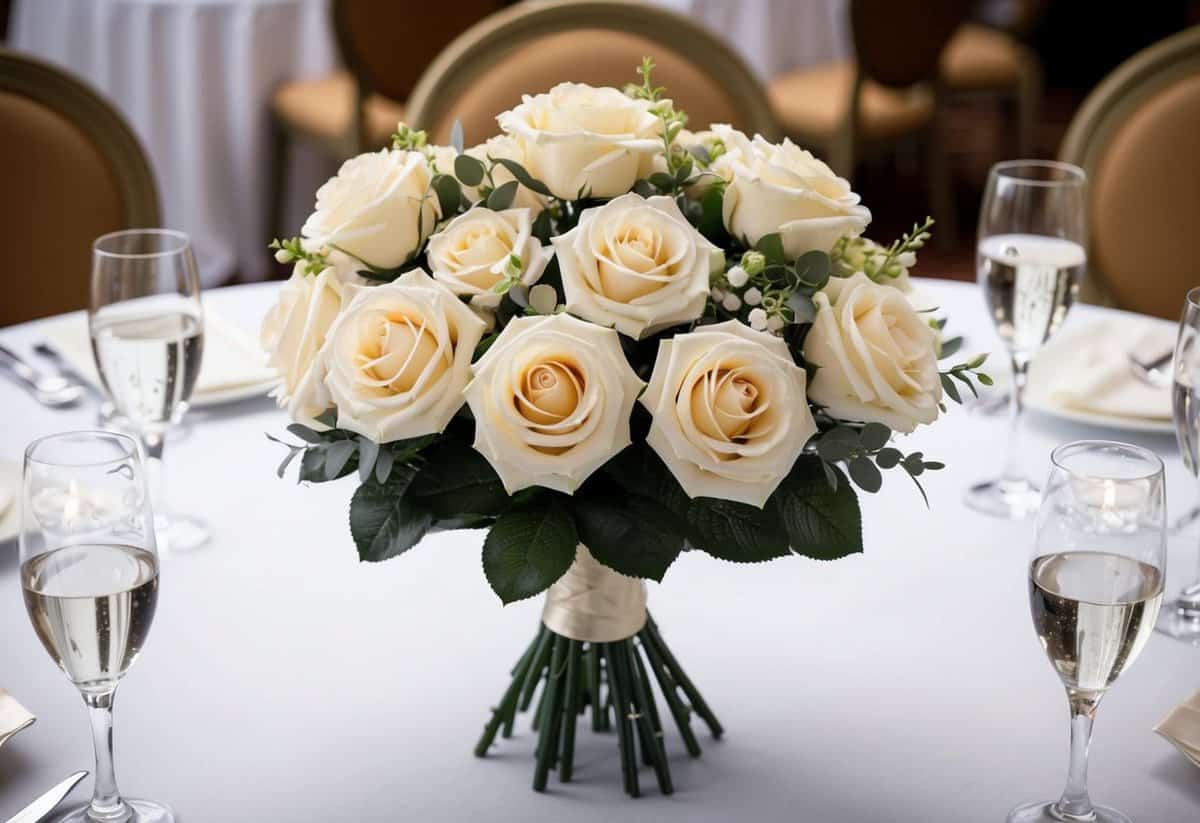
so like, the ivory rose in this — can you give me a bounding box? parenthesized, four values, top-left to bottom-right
(497, 82, 662, 200)
(301, 148, 437, 270)
(465, 135, 552, 211)
(426, 207, 551, 308)
(320, 269, 486, 442)
(641, 320, 817, 507)
(261, 249, 365, 429)
(552, 193, 722, 339)
(803, 272, 941, 433)
(710, 125, 870, 259)
(464, 313, 644, 494)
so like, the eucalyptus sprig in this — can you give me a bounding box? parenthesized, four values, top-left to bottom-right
(626, 57, 698, 191)
(269, 237, 329, 276)
(813, 423, 944, 504)
(831, 217, 933, 283)
(939, 354, 992, 405)
(707, 233, 831, 336)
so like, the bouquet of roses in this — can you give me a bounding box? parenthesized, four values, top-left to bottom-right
(262, 60, 986, 796)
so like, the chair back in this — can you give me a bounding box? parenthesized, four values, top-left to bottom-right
(851, 0, 969, 88)
(0, 50, 159, 326)
(1060, 26, 1200, 319)
(404, 0, 779, 145)
(333, 0, 507, 104)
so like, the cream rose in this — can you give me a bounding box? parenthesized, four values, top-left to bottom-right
(261, 250, 366, 429)
(319, 269, 486, 442)
(465, 135, 551, 211)
(641, 320, 817, 507)
(464, 313, 644, 494)
(497, 82, 662, 200)
(553, 193, 722, 339)
(426, 207, 551, 308)
(301, 148, 437, 270)
(803, 272, 941, 433)
(711, 125, 871, 259)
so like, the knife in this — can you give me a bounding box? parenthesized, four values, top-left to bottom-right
(6, 771, 88, 823)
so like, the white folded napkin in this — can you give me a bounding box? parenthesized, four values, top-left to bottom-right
(0, 473, 12, 520)
(38, 302, 277, 402)
(0, 689, 35, 747)
(1032, 317, 1173, 421)
(1155, 689, 1200, 768)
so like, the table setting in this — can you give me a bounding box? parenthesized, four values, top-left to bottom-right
(2, 61, 1199, 823)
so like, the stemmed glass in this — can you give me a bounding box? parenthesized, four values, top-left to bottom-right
(1157, 286, 1200, 642)
(90, 229, 208, 551)
(1010, 440, 1166, 823)
(19, 431, 174, 822)
(966, 160, 1088, 519)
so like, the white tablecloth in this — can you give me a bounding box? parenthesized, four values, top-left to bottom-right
(10, 0, 338, 286)
(650, 0, 850, 79)
(0, 280, 1198, 821)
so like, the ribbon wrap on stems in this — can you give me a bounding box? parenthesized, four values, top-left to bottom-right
(541, 545, 647, 643)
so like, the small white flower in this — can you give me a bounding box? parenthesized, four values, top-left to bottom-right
(711, 287, 726, 301)
(744, 287, 763, 306)
(274, 248, 291, 264)
(726, 265, 750, 288)
(528, 283, 558, 315)
(722, 293, 741, 311)
(748, 308, 768, 330)
(766, 315, 785, 332)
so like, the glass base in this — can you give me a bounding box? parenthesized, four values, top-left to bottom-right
(155, 512, 210, 553)
(1155, 599, 1200, 645)
(964, 477, 1042, 519)
(1008, 800, 1131, 823)
(53, 798, 176, 823)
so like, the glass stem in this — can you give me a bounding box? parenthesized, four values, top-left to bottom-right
(1056, 690, 1100, 819)
(1179, 526, 1200, 612)
(1002, 353, 1030, 484)
(84, 690, 128, 821)
(139, 427, 167, 530)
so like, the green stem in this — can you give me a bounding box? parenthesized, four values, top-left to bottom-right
(638, 629, 702, 757)
(604, 642, 640, 797)
(533, 637, 567, 792)
(475, 632, 540, 757)
(625, 641, 673, 795)
(560, 640, 581, 783)
(646, 616, 724, 738)
(519, 628, 553, 712)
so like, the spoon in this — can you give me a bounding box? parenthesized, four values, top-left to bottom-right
(0, 343, 85, 407)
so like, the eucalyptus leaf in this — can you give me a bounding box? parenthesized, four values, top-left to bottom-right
(648, 172, 676, 191)
(858, 422, 891, 451)
(940, 373, 962, 404)
(491, 158, 552, 196)
(432, 174, 462, 215)
(286, 423, 324, 444)
(324, 440, 357, 481)
(794, 250, 831, 289)
(875, 447, 903, 469)
(454, 153, 486, 187)
(698, 185, 728, 246)
(755, 233, 786, 265)
(632, 179, 656, 198)
(356, 437, 380, 483)
(848, 456, 882, 493)
(482, 499, 577, 604)
(487, 180, 518, 210)
(939, 336, 963, 359)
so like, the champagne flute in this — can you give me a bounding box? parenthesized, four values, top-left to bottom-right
(966, 160, 1088, 519)
(20, 431, 174, 823)
(90, 229, 207, 551)
(1157, 286, 1200, 643)
(1010, 440, 1166, 823)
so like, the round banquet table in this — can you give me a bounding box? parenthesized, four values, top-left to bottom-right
(0, 280, 1198, 822)
(9, 0, 338, 286)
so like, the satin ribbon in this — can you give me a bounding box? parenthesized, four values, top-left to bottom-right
(541, 545, 647, 642)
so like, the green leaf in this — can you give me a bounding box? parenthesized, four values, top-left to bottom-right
(686, 497, 790, 563)
(648, 172, 676, 191)
(432, 174, 461, 215)
(674, 157, 694, 182)
(698, 185, 729, 246)
(486, 180, 518, 210)
(602, 444, 690, 522)
(349, 466, 433, 562)
(848, 456, 882, 493)
(858, 422, 891, 451)
(572, 495, 684, 582)
(815, 436, 853, 462)
(977, 372, 994, 386)
(412, 439, 509, 518)
(531, 208, 554, 243)
(324, 440, 357, 481)
(454, 153, 485, 187)
(483, 499, 578, 604)
(755, 233, 786, 266)
(939, 336, 963, 359)
(492, 158, 552, 197)
(875, 447, 902, 469)
(314, 409, 338, 428)
(286, 423, 324, 444)
(903, 453, 926, 476)
(357, 437, 380, 483)
(940, 373, 962, 404)
(374, 447, 394, 484)
(794, 250, 831, 289)
(771, 456, 862, 561)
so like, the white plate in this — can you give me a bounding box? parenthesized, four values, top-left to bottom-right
(1025, 316, 1175, 435)
(0, 460, 19, 545)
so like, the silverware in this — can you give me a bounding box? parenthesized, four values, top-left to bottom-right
(5, 771, 88, 823)
(0, 343, 85, 407)
(1129, 348, 1173, 388)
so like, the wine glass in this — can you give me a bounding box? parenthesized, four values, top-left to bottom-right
(1010, 440, 1166, 823)
(1157, 286, 1200, 643)
(19, 431, 175, 823)
(90, 229, 208, 551)
(966, 160, 1088, 519)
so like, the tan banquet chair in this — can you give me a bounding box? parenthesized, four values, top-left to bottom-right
(0, 50, 159, 327)
(403, 0, 780, 146)
(768, 0, 969, 244)
(1059, 26, 1200, 320)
